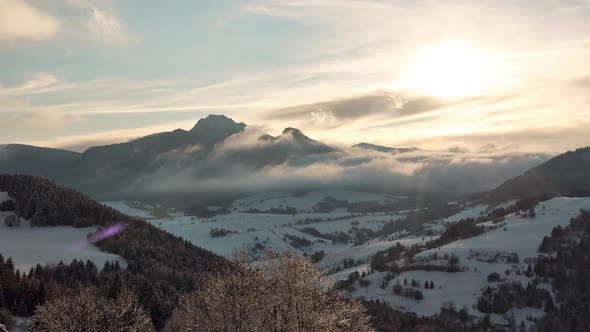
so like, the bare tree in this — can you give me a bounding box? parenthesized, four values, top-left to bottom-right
(32, 288, 101, 332)
(102, 286, 154, 332)
(166, 250, 373, 332)
(32, 287, 154, 332)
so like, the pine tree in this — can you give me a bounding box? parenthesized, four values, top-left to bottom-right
(528, 207, 536, 218)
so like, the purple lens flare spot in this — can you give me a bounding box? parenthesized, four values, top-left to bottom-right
(73, 223, 127, 250)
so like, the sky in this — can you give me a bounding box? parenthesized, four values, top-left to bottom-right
(0, 0, 589, 153)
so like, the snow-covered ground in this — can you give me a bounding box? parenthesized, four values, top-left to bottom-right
(117, 190, 411, 261)
(442, 204, 488, 223)
(321, 235, 439, 270)
(346, 197, 590, 323)
(101, 201, 154, 219)
(0, 210, 126, 272)
(107, 190, 590, 329)
(437, 200, 518, 225)
(148, 211, 404, 261)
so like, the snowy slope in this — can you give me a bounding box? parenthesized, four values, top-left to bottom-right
(320, 235, 438, 270)
(440, 200, 517, 225)
(346, 197, 590, 320)
(442, 204, 488, 223)
(0, 211, 127, 272)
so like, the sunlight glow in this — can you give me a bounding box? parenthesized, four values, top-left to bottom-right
(403, 41, 502, 98)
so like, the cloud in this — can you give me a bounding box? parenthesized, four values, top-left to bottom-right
(0, 0, 61, 42)
(20, 110, 83, 130)
(87, 6, 130, 46)
(448, 145, 470, 153)
(265, 93, 451, 124)
(0, 73, 63, 96)
(124, 128, 550, 199)
(22, 119, 197, 152)
(4, 98, 554, 199)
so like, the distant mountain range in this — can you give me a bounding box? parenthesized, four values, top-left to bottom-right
(0, 115, 418, 198)
(2, 114, 583, 205)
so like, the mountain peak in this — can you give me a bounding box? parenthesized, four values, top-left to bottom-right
(282, 127, 302, 135)
(190, 114, 246, 132)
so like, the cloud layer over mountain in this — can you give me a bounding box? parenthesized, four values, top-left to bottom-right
(126, 124, 549, 198)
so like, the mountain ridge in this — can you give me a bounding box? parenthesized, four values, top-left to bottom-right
(0, 115, 344, 196)
(486, 146, 590, 203)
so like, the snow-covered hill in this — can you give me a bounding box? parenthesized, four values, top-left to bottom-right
(0, 192, 126, 272)
(344, 197, 590, 327)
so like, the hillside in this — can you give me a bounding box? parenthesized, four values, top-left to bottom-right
(0, 144, 80, 179)
(488, 146, 590, 203)
(0, 174, 225, 328)
(0, 174, 223, 274)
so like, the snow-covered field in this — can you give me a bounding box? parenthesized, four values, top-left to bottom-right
(346, 197, 590, 323)
(123, 190, 410, 262)
(148, 211, 403, 261)
(0, 199, 127, 272)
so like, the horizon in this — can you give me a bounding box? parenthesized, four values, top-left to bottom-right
(1, 1, 589, 154)
(0, 112, 584, 156)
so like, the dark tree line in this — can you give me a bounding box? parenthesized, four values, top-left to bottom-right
(377, 203, 464, 236)
(476, 281, 552, 314)
(370, 242, 405, 272)
(364, 299, 492, 332)
(425, 218, 485, 249)
(470, 209, 590, 331)
(534, 209, 590, 331)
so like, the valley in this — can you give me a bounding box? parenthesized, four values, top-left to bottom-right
(101, 190, 590, 329)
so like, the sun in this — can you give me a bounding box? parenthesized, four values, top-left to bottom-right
(402, 41, 500, 98)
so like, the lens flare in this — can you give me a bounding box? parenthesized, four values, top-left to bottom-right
(73, 223, 127, 250)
